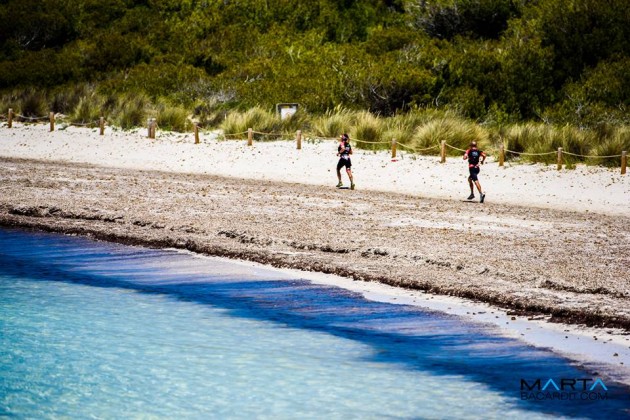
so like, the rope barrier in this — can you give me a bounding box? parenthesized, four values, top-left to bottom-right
(353, 137, 390, 145)
(505, 149, 556, 156)
(396, 142, 416, 151)
(562, 151, 623, 159)
(251, 130, 285, 137)
(303, 135, 336, 141)
(66, 120, 100, 127)
(15, 114, 49, 121)
(398, 142, 439, 153)
(222, 131, 248, 137)
(444, 142, 468, 153)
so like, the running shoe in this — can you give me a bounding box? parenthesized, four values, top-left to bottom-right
(467, 193, 475, 200)
(351, 183, 355, 190)
(336, 182, 343, 188)
(480, 193, 486, 203)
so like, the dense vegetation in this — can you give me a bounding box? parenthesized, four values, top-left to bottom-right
(0, 0, 629, 162)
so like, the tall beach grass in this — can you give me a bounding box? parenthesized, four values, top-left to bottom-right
(0, 86, 627, 169)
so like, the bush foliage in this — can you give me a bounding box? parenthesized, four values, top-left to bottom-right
(0, 0, 629, 162)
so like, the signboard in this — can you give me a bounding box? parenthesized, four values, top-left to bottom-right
(276, 103, 299, 120)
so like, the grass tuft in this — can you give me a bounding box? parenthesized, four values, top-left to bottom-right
(71, 93, 104, 125)
(156, 102, 190, 132)
(112, 94, 149, 130)
(413, 117, 489, 156)
(221, 106, 282, 139)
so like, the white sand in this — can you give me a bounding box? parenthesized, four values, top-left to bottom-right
(1, 122, 628, 217)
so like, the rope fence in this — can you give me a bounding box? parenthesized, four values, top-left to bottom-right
(64, 120, 102, 127)
(221, 131, 248, 138)
(444, 143, 468, 153)
(353, 138, 390, 145)
(562, 150, 623, 159)
(15, 114, 49, 121)
(505, 149, 556, 156)
(398, 142, 438, 152)
(251, 130, 284, 137)
(1, 110, 627, 175)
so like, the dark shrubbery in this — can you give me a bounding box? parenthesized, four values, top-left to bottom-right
(0, 0, 628, 141)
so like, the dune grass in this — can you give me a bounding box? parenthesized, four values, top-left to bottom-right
(310, 106, 356, 139)
(71, 93, 104, 126)
(221, 106, 281, 140)
(412, 117, 489, 156)
(590, 126, 630, 167)
(156, 102, 190, 132)
(3, 88, 49, 120)
(111, 94, 150, 130)
(352, 111, 387, 150)
(0, 87, 627, 168)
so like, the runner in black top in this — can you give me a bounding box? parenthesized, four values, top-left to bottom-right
(463, 141, 486, 203)
(336, 133, 355, 190)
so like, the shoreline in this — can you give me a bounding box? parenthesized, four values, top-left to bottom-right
(3, 222, 630, 387)
(179, 249, 630, 388)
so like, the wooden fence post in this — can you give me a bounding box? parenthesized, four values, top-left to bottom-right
(391, 138, 397, 159)
(247, 128, 253, 146)
(440, 140, 446, 163)
(557, 147, 563, 170)
(49, 112, 55, 132)
(499, 143, 505, 167)
(99, 117, 105, 136)
(148, 118, 156, 139)
(194, 123, 200, 144)
(296, 130, 302, 150)
(7, 108, 12, 128)
(622, 151, 627, 175)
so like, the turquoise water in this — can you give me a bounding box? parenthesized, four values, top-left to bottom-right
(1, 228, 629, 419)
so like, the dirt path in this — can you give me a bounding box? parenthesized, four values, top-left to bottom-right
(1, 157, 629, 329)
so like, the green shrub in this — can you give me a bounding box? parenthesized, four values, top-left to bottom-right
(278, 109, 310, 134)
(310, 107, 356, 138)
(71, 93, 104, 125)
(157, 103, 190, 132)
(220, 107, 281, 140)
(0, 90, 19, 116)
(591, 127, 630, 167)
(352, 111, 386, 151)
(412, 117, 489, 156)
(382, 119, 416, 153)
(502, 123, 599, 165)
(51, 84, 93, 114)
(112, 94, 149, 129)
(17, 88, 49, 119)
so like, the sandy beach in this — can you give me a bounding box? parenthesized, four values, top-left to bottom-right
(1, 122, 629, 382)
(1, 123, 628, 216)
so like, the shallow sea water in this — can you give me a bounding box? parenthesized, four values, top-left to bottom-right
(0, 228, 629, 419)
